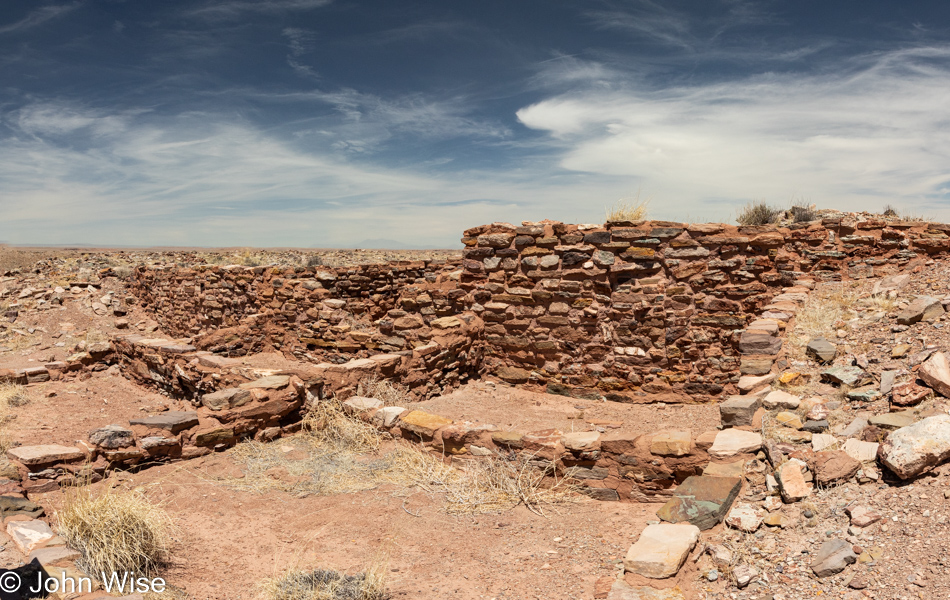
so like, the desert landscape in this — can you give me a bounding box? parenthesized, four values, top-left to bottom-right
(3, 208, 950, 600)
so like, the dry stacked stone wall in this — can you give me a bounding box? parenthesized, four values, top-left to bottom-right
(129, 216, 950, 404)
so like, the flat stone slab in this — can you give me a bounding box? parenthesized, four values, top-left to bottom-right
(239, 375, 291, 390)
(737, 373, 776, 393)
(725, 503, 762, 533)
(703, 460, 745, 478)
(343, 396, 384, 413)
(608, 581, 686, 600)
(869, 412, 915, 430)
(201, 388, 251, 411)
(28, 545, 80, 566)
(649, 430, 691, 457)
(806, 337, 837, 363)
(399, 410, 453, 438)
(656, 475, 742, 530)
(7, 519, 56, 554)
(842, 439, 879, 462)
(7, 444, 84, 466)
(811, 539, 857, 577)
(0, 496, 44, 519)
(719, 396, 761, 428)
(763, 390, 801, 410)
(129, 411, 199, 433)
(919, 351, 950, 398)
(821, 366, 871, 387)
(562, 431, 600, 451)
(624, 523, 701, 579)
(372, 406, 405, 428)
(709, 429, 762, 458)
(811, 433, 838, 452)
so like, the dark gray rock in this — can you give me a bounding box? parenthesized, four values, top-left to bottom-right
(806, 337, 837, 363)
(88, 425, 134, 449)
(811, 539, 857, 577)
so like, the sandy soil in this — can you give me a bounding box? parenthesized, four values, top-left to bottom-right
(32, 451, 672, 600)
(413, 381, 722, 438)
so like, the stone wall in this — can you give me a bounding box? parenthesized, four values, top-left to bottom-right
(461, 216, 941, 402)
(128, 216, 950, 404)
(129, 260, 482, 400)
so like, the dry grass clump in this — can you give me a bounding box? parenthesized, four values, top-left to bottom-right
(605, 194, 649, 222)
(224, 400, 577, 515)
(57, 482, 174, 578)
(356, 374, 407, 406)
(787, 283, 862, 359)
(736, 201, 782, 226)
(260, 567, 386, 600)
(302, 399, 380, 453)
(790, 203, 817, 223)
(0, 382, 32, 408)
(0, 382, 32, 452)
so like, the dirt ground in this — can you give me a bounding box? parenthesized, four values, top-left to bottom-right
(414, 382, 721, 438)
(30, 451, 669, 600)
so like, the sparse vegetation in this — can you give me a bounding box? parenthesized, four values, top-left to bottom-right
(790, 203, 817, 223)
(260, 567, 386, 600)
(356, 374, 408, 406)
(0, 382, 32, 408)
(304, 255, 324, 267)
(221, 400, 577, 515)
(787, 282, 863, 360)
(605, 193, 649, 222)
(736, 201, 782, 226)
(883, 204, 898, 217)
(57, 481, 174, 578)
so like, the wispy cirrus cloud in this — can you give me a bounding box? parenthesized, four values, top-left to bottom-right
(0, 2, 80, 35)
(187, 0, 333, 20)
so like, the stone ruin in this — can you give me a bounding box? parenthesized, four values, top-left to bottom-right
(7, 212, 950, 595)
(4, 214, 948, 493)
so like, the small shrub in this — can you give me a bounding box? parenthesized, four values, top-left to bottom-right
(113, 266, 134, 279)
(302, 399, 380, 453)
(882, 205, 898, 217)
(356, 374, 407, 405)
(605, 194, 649, 222)
(260, 568, 386, 600)
(0, 383, 32, 408)
(736, 201, 782, 226)
(305, 255, 324, 267)
(57, 482, 174, 578)
(790, 203, 817, 223)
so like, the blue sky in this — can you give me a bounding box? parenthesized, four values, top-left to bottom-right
(2, 1, 950, 247)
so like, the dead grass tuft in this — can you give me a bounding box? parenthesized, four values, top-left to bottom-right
(736, 201, 781, 226)
(57, 481, 174, 578)
(302, 399, 380, 453)
(605, 193, 649, 222)
(356, 374, 407, 406)
(224, 402, 578, 515)
(260, 567, 386, 600)
(787, 283, 862, 360)
(0, 382, 32, 408)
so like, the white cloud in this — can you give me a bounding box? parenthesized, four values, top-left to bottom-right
(0, 3, 80, 35)
(517, 46, 950, 220)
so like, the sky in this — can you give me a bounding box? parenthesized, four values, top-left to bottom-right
(2, 1, 950, 248)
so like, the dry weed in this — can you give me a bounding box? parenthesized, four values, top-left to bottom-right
(0, 382, 32, 408)
(57, 481, 174, 578)
(302, 400, 380, 453)
(605, 193, 649, 222)
(224, 401, 578, 515)
(736, 201, 781, 226)
(356, 374, 407, 406)
(787, 284, 862, 359)
(259, 567, 386, 600)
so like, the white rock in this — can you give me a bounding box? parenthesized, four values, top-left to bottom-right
(842, 438, 879, 463)
(708, 429, 763, 458)
(880, 414, 950, 479)
(919, 352, 950, 398)
(7, 520, 55, 554)
(725, 503, 762, 533)
(763, 390, 801, 410)
(811, 434, 838, 452)
(624, 523, 701, 579)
